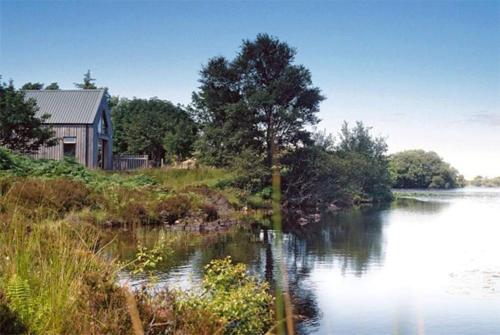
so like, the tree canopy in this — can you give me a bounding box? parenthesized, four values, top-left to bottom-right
(45, 82, 60, 90)
(74, 70, 97, 89)
(21, 82, 59, 90)
(192, 33, 324, 167)
(470, 176, 500, 187)
(21, 82, 44, 90)
(112, 98, 197, 162)
(0, 80, 57, 154)
(389, 150, 465, 189)
(282, 122, 392, 208)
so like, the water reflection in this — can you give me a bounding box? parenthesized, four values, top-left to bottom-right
(391, 197, 450, 214)
(109, 189, 500, 334)
(287, 205, 388, 276)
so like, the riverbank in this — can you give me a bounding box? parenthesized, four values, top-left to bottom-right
(0, 146, 393, 333)
(111, 189, 500, 335)
(0, 149, 276, 334)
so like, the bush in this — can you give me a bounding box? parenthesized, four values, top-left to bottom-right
(389, 150, 465, 189)
(470, 175, 500, 187)
(79, 271, 131, 334)
(2, 178, 91, 218)
(136, 288, 225, 335)
(229, 148, 269, 193)
(157, 194, 192, 224)
(175, 257, 274, 335)
(201, 203, 218, 221)
(90, 186, 155, 225)
(282, 123, 393, 210)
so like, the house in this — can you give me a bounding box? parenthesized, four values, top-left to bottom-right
(23, 89, 113, 169)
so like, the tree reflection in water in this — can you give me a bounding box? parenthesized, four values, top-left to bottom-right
(108, 198, 450, 333)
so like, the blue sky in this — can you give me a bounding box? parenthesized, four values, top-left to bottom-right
(1, 0, 499, 177)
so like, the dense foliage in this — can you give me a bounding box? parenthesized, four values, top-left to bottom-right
(282, 122, 392, 208)
(0, 147, 94, 181)
(175, 257, 274, 335)
(389, 150, 465, 189)
(2, 34, 396, 213)
(188, 35, 393, 208)
(0, 81, 57, 154)
(112, 98, 197, 162)
(469, 176, 500, 187)
(21, 82, 59, 90)
(192, 33, 324, 167)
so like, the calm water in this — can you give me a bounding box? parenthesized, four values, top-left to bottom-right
(110, 188, 500, 334)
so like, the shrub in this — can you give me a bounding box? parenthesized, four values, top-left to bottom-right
(2, 178, 91, 218)
(126, 202, 150, 223)
(201, 203, 218, 221)
(247, 194, 268, 209)
(175, 257, 274, 335)
(78, 271, 131, 334)
(389, 150, 464, 189)
(156, 194, 192, 224)
(0, 148, 17, 170)
(90, 186, 156, 225)
(135, 288, 225, 335)
(229, 148, 269, 193)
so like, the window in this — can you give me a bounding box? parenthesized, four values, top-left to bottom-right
(63, 136, 76, 158)
(97, 112, 109, 135)
(63, 136, 76, 144)
(63, 143, 76, 158)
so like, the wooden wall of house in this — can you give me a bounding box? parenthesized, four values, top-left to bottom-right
(33, 102, 113, 169)
(34, 125, 94, 168)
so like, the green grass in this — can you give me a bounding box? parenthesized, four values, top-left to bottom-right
(0, 213, 123, 334)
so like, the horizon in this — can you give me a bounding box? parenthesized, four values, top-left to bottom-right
(1, 1, 498, 178)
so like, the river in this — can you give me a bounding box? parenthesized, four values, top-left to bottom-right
(110, 187, 500, 334)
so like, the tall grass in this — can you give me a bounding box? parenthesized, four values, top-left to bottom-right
(0, 212, 123, 334)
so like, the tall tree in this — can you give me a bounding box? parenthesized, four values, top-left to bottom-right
(21, 82, 44, 90)
(74, 70, 97, 89)
(0, 80, 57, 154)
(192, 34, 324, 167)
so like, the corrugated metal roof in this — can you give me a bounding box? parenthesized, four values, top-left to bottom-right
(23, 89, 106, 124)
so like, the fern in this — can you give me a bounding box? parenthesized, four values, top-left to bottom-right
(5, 275, 32, 322)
